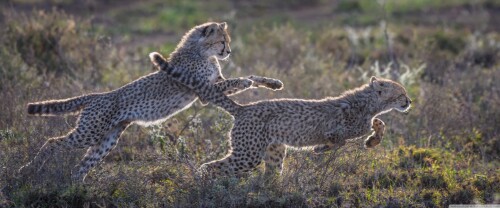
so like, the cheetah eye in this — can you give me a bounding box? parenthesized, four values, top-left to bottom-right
(220, 41, 225, 44)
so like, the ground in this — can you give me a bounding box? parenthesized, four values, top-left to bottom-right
(0, 0, 499, 207)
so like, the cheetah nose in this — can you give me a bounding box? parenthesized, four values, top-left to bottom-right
(227, 49, 231, 54)
(408, 98, 412, 104)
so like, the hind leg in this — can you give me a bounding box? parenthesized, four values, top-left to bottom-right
(18, 128, 94, 174)
(18, 129, 99, 176)
(264, 144, 287, 176)
(199, 131, 267, 178)
(19, 106, 113, 175)
(72, 121, 130, 182)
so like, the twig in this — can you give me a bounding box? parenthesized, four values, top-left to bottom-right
(176, 105, 201, 137)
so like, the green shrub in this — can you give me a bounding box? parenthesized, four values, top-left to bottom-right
(0, 9, 110, 85)
(431, 31, 466, 55)
(328, 182, 343, 196)
(336, 1, 363, 12)
(446, 187, 475, 205)
(419, 172, 447, 189)
(1, 1, 499, 207)
(362, 171, 407, 189)
(11, 185, 95, 207)
(420, 189, 442, 208)
(398, 146, 441, 168)
(471, 174, 499, 203)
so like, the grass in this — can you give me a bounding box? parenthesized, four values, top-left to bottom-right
(1, 0, 499, 207)
(338, 0, 476, 14)
(106, 0, 210, 35)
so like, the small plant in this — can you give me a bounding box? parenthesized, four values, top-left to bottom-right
(1, 1, 500, 207)
(1, 9, 110, 84)
(420, 189, 442, 207)
(419, 171, 447, 189)
(431, 31, 466, 55)
(446, 186, 476, 205)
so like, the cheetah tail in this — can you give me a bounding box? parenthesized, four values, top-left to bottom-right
(27, 94, 96, 116)
(149, 52, 173, 73)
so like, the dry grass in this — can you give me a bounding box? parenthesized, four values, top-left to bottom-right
(1, 0, 499, 207)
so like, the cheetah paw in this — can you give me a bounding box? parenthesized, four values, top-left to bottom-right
(364, 135, 381, 148)
(262, 79, 283, 90)
(248, 76, 284, 90)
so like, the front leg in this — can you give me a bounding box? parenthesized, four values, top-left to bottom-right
(198, 78, 254, 105)
(217, 75, 284, 95)
(364, 118, 386, 148)
(247, 75, 283, 90)
(198, 75, 284, 105)
(150, 52, 284, 94)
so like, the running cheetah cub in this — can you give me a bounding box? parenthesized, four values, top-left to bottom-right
(199, 76, 411, 177)
(151, 54, 411, 177)
(19, 22, 283, 182)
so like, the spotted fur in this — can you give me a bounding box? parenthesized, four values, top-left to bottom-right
(187, 75, 410, 177)
(149, 22, 283, 114)
(19, 22, 283, 182)
(150, 48, 411, 177)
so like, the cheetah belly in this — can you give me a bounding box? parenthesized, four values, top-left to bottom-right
(119, 80, 198, 126)
(134, 95, 197, 126)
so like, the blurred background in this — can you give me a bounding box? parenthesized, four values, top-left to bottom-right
(0, 0, 499, 207)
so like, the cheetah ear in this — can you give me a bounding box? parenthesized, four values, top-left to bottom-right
(370, 76, 385, 92)
(220, 22, 227, 30)
(370, 76, 382, 87)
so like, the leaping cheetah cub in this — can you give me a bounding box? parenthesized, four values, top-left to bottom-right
(19, 22, 283, 181)
(152, 54, 411, 177)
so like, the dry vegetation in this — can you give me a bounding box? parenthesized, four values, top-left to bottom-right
(0, 0, 499, 207)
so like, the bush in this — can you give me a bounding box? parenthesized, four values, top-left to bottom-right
(419, 172, 447, 189)
(0, 9, 110, 85)
(398, 146, 441, 168)
(1, 2, 499, 207)
(446, 187, 475, 205)
(471, 174, 499, 203)
(420, 189, 442, 208)
(362, 171, 407, 189)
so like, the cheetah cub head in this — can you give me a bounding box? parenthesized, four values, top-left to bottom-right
(370, 76, 412, 113)
(180, 22, 232, 60)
